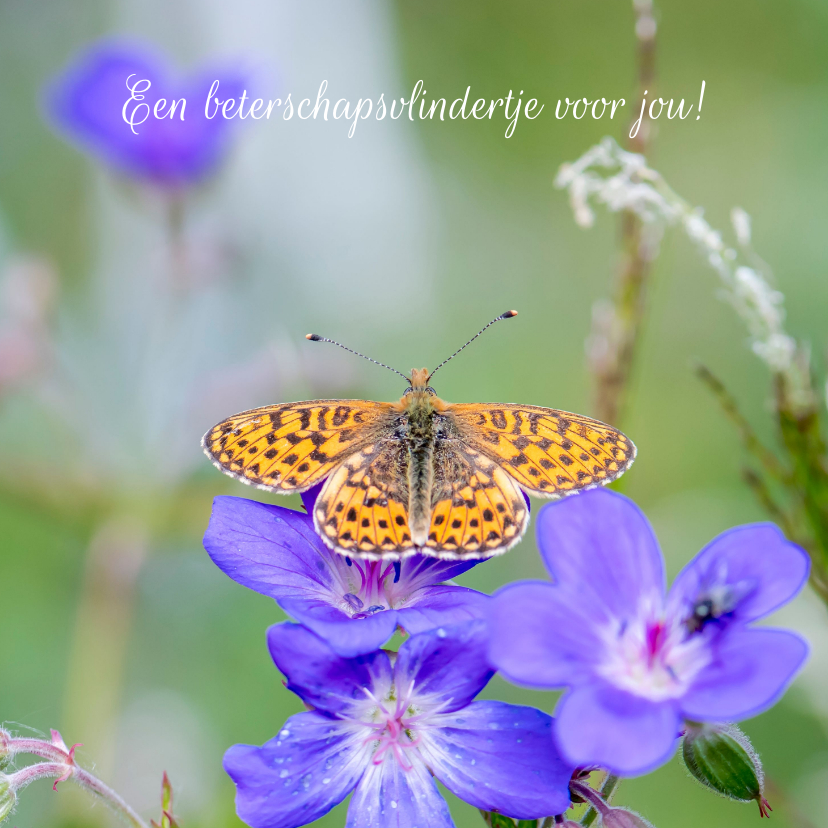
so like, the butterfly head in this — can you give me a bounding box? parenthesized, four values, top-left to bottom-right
(405, 368, 437, 397)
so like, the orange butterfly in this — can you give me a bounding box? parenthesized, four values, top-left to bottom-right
(203, 311, 636, 560)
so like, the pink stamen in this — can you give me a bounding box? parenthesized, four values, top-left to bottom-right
(355, 560, 368, 594)
(645, 621, 664, 666)
(362, 682, 422, 772)
(758, 797, 772, 818)
(379, 563, 395, 585)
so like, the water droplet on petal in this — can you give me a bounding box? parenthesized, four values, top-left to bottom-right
(279, 770, 289, 778)
(436, 628, 446, 638)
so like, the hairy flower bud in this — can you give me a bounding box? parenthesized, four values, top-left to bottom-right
(682, 723, 770, 815)
(0, 774, 15, 823)
(0, 731, 10, 771)
(601, 808, 655, 828)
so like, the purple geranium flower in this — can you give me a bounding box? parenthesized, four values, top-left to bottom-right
(488, 489, 809, 776)
(44, 38, 248, 187)
(203, 491, 489, 657)
(225, 621, 574, 828)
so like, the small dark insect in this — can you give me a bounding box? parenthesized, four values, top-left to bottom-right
(685, 586, 741, 634)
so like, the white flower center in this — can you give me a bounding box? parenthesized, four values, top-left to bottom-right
(598, 607, 712, 701)
(350, 681, 445, 772)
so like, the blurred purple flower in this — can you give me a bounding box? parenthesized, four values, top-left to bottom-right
(488, 489, 809, 776)
(44, 38, 248, 187)
(203, 488, 489, 657)
(225, 621, 574, 828)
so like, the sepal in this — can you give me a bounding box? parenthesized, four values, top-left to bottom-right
(150, 772, 179, 828)
(0, 775, 15, 824)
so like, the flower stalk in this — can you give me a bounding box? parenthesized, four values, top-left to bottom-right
(584, 0, 658, 427)
(580, 774, 620, 827)
(0, 729, 149, 828)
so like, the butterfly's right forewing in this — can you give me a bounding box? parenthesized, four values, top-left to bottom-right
(202, 400, 394, 492)
(424, 441, 529, 559)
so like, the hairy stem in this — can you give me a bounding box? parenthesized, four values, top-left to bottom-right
(7, 762, 149, 828)
(580, 774, 620, 826)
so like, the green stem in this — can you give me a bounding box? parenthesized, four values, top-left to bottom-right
(580, 774, 620, 826)
(693, 362, 793, 486)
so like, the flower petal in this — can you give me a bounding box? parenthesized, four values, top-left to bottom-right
(204, 496, 340, 600)
(345, 756, 453, 828)
(267, 623, 392, 715)
(394, 621, 493, 713)
(488, 581, 602, 689)
(44, 38, 246, 186)
(224, 711, 364, 828)
(667, 523, 809, 623)
(397, 554, 482, 589)
(536, 490, 665, 623)
(555, 682, 680, 776)
(279, 596, 400, 658)
(300, 481, 325, 515)
(680, 627, 808, 721)
(395, 586, 489, 636)
(425, 700, 573, 819)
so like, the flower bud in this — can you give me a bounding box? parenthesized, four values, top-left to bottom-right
(601, 808, 654, 828)
(0, 774, 16, 824)
(682, 723, 768, 814)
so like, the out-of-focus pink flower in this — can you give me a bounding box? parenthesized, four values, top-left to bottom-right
(0, 255, 56, 393)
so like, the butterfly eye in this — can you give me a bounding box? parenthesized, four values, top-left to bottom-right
(425, 386, 437, 396)
(403, 386, 415, 396)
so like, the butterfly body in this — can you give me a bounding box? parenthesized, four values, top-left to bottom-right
(203, 365, 636, 561)
(400, 367, 443, 545)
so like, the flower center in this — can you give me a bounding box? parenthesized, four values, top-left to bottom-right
(599, 612, 712, 701)
(340, 559, 403, 618)
(362, 683, 422, 771)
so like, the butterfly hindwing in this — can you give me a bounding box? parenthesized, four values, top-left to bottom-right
(202, 400, 394, 492)
(426, 442, 529, 559)
(314, 439, 412, 558)
(447, 403, 636, 497)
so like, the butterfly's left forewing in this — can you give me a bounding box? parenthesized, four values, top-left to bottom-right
(447, 403, 636, 497)
(202, 400, 394, 492)
(314, 438, 412, 558)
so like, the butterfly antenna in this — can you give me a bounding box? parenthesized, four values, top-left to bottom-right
(428, 310, 518, 381)
(305, 333, 411, 383)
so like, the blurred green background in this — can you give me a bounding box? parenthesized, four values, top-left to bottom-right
(1, 1, 827, 827)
